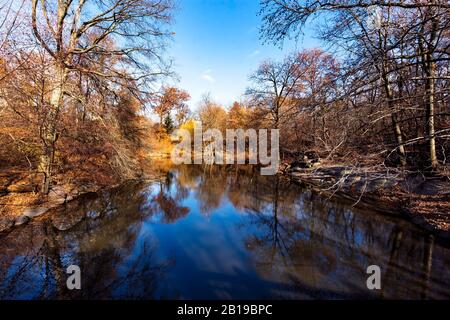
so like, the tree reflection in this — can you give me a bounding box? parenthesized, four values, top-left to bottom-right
(0, 182, 172, 299)
(170, 165, 450, 299)
(148, 173, 190, 223)
(0, 165, 449, 299)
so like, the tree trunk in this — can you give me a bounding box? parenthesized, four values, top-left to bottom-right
(382, 71, 407, 166)
(419, 2, 439, 170)
(39, 64, 67, 194)
(425, 54, 438, 169)
(425, 58, 438, 170)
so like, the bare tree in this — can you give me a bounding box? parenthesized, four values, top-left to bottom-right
(246, 55, 304, 129)
(29, 0, 173, 193)
(260, 0, 450, 169)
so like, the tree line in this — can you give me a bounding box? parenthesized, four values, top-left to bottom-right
(187, 1, 449, 173)
(255, 0, 449, 170)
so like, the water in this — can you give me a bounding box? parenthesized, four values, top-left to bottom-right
(0, 165, 449, 299)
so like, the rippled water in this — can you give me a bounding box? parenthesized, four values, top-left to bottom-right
(0, 165, 449, 299)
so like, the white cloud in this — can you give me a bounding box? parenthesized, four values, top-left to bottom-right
(200, 69, 215, 83)
(247, 50, 260, 58)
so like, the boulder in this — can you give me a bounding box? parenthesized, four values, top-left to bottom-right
(14, 215, 30, 226)
(23, 207, 49, 218)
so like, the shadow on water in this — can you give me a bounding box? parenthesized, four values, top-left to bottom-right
(0, 164, 449, 299)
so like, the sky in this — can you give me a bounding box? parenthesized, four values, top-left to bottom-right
(167, 0, 321, 110)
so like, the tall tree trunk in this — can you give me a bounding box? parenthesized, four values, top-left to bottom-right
(419, 2, 439, 170)
(377, 28, 407, 166)
(425, 58, 438, 169)
(382, 70, 407, 166)
(39, 64, 67, 194)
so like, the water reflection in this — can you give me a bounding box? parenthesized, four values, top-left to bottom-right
(0, 165, 449, 299)
(0, 183, 171, 299)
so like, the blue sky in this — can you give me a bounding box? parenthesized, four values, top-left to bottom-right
(167, 0, 321, 110)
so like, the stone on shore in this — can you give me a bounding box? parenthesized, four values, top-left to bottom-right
(14, 215, 30, 226)
(22, 207, 49, 218)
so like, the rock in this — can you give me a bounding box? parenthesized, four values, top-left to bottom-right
(345, 175, 361, 184)
(14, 215, 30, 226)
(23, 207, 49, 218)
(291, 160, 313, 168)
(371, 178, 389, 189)
(318, 166, 346, 176)
(304, 150, 320, 162)
(340, 169, 353, 176)
(0, 217, 14, 232)
(48, 186, 70, 203)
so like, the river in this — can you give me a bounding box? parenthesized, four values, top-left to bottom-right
(0, 165, 449, 299)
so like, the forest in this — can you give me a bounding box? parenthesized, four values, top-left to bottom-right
(0, 1, 449, 234)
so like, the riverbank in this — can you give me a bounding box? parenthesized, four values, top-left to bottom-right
(283, 162, 450, 238)
(0, 170, 167, 234)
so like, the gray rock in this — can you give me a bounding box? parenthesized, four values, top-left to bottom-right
(23, 207, 49, 218)
(14, 215, 30, 226)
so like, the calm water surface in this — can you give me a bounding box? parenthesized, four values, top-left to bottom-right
(0, 165, 449, 299)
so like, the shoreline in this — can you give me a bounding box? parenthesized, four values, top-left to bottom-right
(283, 164, 450, 239)
(0, 173, 166, 235)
